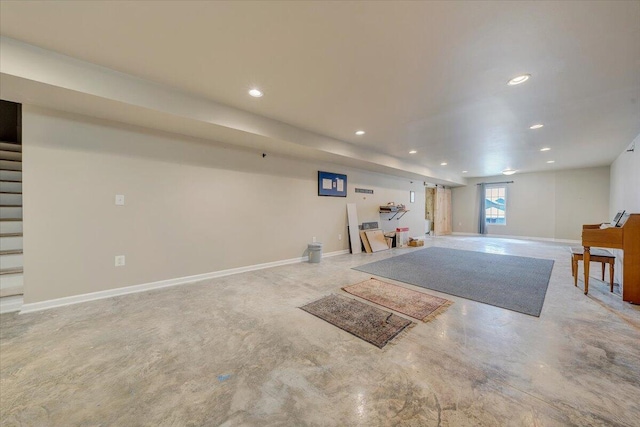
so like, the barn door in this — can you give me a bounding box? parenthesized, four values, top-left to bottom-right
(434, 186, 452, 236)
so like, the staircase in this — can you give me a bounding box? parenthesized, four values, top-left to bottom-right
(0, 141, 23, 313)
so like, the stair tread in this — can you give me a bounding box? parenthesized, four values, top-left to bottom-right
(0, 191, 22, 194)
(0, 158, 21, 162)
(0, 267, 23, 275)
(0, 145, 21, 152)
(0, 205, 22, 208)
(0, 285, 23, 297)
(0, 249, 22, 255)
(0, 179, 22, 183)
(0, 233, 22, 237)
(0, 218, 22, 221)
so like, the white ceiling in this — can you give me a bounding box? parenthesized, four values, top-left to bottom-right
(1, 1, 639, 178)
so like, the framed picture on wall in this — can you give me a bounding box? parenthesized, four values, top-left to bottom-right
(318, 171, 347, 197)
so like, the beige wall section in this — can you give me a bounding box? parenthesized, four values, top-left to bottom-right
(22, 106, 424, 304)
(452, 167, 610, 241)
(554, 168, 611, 240)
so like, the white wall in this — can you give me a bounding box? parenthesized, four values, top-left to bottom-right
(609, 134, 640, 285)
(452, 168, 610, 241)
(610, 135, 640, 216)
(22, 106, 424, 304)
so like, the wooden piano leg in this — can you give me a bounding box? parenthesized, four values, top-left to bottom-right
(583, 246, 590, 295)
(601, 262, 605, 281)
(571, 255, 575, 277)
(610, 261, 615, 292)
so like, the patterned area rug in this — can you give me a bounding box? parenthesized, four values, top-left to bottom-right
(300, 294, 413, 348)
(343, 278, 452, 322)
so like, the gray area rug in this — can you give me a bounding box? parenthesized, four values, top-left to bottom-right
(353, 247, 554, 317)
(300, 294, 413, 348)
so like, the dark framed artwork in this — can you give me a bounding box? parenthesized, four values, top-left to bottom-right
(318, 171, 347, 197)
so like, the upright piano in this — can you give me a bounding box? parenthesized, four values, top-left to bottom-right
(582, 213, 640, 303)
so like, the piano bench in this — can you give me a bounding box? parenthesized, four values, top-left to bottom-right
(570, 247, 615, 292)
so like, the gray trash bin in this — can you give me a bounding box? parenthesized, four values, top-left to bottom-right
(308, 243, 323, 263)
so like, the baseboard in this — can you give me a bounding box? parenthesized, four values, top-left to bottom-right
(0, 295, 23, 314)
(451, 232, 581, 245)
(324, 249, 350, 257)
(20, 249, 350, 314)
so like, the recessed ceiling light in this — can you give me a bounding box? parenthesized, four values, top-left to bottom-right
(462, 170, 468, 173)
(440, 162, 448, 166)
(502, 169, 517, 175)
(540, 147, 551, 152)
(248, 88, 263, 98)
(547, 160, 555, 164)
(355, 130, 365, 136)
(529, 124, 544, 130)
(507, 74, 531, 86)
(409, 150, 417, 154)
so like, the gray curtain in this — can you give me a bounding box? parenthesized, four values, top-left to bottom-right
(478, 183, 487, 234)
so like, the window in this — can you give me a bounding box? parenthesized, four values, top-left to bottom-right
(485, 186, 506, 225)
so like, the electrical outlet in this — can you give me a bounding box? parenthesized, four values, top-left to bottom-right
(115, 255, 126, 267)
(115, 194, 125, 206)
(338, 234, 342, 240)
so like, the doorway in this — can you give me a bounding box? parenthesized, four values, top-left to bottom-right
(0, 99, 24, 313)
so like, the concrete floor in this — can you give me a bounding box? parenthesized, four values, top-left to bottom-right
(1, 236, 639, 426)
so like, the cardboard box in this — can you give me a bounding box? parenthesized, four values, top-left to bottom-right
(408, 240, 424, 247)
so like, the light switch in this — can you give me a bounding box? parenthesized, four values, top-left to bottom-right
(115, 194, 125, 206)
(115, 255, 125, 267)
